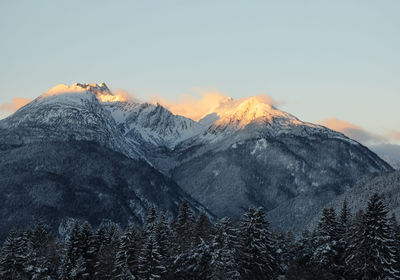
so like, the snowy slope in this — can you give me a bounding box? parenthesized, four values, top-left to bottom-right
(170, 95, 366, 169)
(0, 83, 142, 159)
(103, 101, 206, 149)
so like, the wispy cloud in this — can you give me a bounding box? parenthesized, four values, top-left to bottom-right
(320, 118, 386, 145)
(151, 88, 281, 121)
(0, 97, 32, 114)
(388, 130, 400, 141)
(112, 89, 139, 103)
(151, 88, 232, 121)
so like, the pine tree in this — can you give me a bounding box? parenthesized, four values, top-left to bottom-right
(60, 221, 85, 280)
(286, 228, 336, 280)
(138, 235, 166, 280)
(273, 230, 295, 274)
(0, 229, 29, 279)
(186, 238, 212, 280)
(339, 199, 351, 227)
(125, 225, 141, 279)
(93, 224, 109, 279)
(210, 217, 240, 280)
(92, 225, 115, 280)
(336, 200, 351, 277)
(174, 200, 195, 252)
(154, 212, 171, 270)
(79, 221, 95, 279)
(294, 229, 314, 266)
(145, 205, 158, 236)
(25, 221, 56, 279)
(389, 214, 400, 275)
(311, 207, 341, 277)
(345, 193, 399, 279)
(112, 233, 135, 280)
(236, 207, 278, 280)
(194, 213, 212, 245)
(169, 201, 196, 278)
(101, 224, 121, 279)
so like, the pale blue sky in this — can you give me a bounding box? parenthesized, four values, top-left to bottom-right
(0, 1, 399, 143)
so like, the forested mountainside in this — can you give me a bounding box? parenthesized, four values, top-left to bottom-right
(0, 141, 210, 240)
(314, 170, 400, 226)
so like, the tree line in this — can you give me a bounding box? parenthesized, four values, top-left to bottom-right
(0, 194, 399, 279)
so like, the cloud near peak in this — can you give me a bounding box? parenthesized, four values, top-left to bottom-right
(0, 97, 32, 114)
(150, 89, 232, 121)
(151, 88, 280, 121)
(388, 130, 400, 141)
(320, 118, 387, 145)
(112, 89, 139, 103)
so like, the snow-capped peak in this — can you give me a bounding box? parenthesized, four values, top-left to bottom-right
(204, 95, 302, 129)
(39, 82, 127, 103)
(42, 83, 90, 97)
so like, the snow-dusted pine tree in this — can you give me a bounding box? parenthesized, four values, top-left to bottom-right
(0, 229, 29, 279)
(345, 193, 399, 279)
(173, 200, 195, 252)
(336, 200, 352, 277)
(79, 221, 96, 279)
(236, 207, 278, 280)
(273, 230, 295, 274)
(194, 212, 212, 245)
(112, 233, 135, 280)
(125, 225, 141, 279)
(25, 221, 57, 279)
(185, 238, 212, 279)
(154, 212, 171, 271)
(311, 207, 341, 277)
(60, 222, 84, 280)
(210, 217, 240, 280)
(138, 235, 166, 280)
(144, 205, 158, 236)
(93, 224, 107, 279)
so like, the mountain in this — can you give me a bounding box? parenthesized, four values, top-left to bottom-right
(0, 83, 141, 159)
(104, 101, 203, 149)
(103, 101, 206, 172)
(0, 83, 211, 238)
(0, 83, 393, 233)
(168, 96, 392, 231)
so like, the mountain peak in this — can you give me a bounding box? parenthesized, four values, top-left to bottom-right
(40, 82, 127, 103)
(209, 95, 301, 129)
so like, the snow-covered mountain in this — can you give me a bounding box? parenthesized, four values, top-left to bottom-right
(166, 96, 392, 231)
(0, 83, 212, 237)
(103, 101, 205, 149)
(0, 82, 393, 233)
(0, 83, 142, 159)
